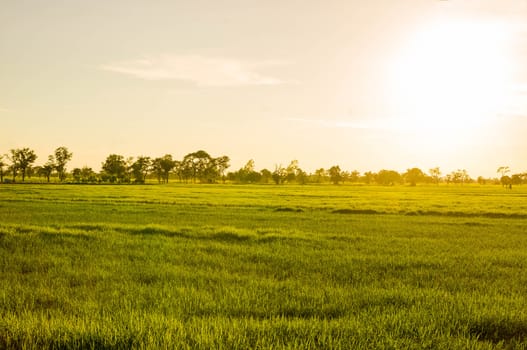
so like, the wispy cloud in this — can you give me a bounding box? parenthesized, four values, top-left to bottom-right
(101, 54, 288, 87)
(0, 107, 10, 113)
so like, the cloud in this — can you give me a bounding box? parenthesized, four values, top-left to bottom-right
(0, 107, 9, 113)
(101, 54, 287, 87)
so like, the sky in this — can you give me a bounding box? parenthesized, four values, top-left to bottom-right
(1, 0, 526, 177)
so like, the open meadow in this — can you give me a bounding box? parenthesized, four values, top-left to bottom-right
(1, 184, 527, 349)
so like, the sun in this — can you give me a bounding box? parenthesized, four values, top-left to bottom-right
(387, 18, 515, 132)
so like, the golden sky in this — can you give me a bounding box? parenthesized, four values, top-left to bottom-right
(1, 0, 526, 177)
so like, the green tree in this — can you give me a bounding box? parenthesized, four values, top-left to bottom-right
(497, 166, 511, 188)
(39, 156, 55, 183)
(215, 155, 230, 183)
(81, 166, 97, 183)
(404, 167, 425, 186)
(54, 146, 73, 182)
(131, 156, 152, 183)
(182, 150, 219, 183)
(349, 170, 360, 183)
(260, 169, 272, 184)
(362, 171, 375, 185)
(9, 148, 37, 182)
(272, 165, 287, 184)
(429, 167, 441, 185)
(152, 155, 175, 184)
(497, 166, 510, 178)
(376, 170, 402, 186)
(229, 159, 261, 184)
(450, 169, 470, 185)
(101, 154, 127, 183)
(151, 158, 164, 183)
(0, 155, 6, 183)
(72, 168, 82, 182)
(285, 160, 299, 183)
(314, 168, 327, 183)
(328, 165, 342, 185)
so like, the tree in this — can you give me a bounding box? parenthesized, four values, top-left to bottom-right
(404, 167, 425, 186)
(181, 150, 219, 183)
(349, 170, 360, 183)
(81, 166, 97, 183)
(215, 156, 230, 183)
(296, 169, 308, 185)
(232, 159, 261, 183)
(328, 165, 342, 185)
(376, 170, 402, 186)
(9, 148, 37, 182)
(131, 156, 151, 183)
(0, 155, 6, 183)
(497, 166, 511, 188)
(39, 155, 55, 183)
(272, 165, 287, 184)
(54, 146, 73, 182)
(450, 169, 470, 185)
(429, 167, 441, 185)
(72, 168, 82, 182)
(260, 169, 272, 184)
(362, 171, 375, 185)
(501, 175, 512, 188)
(101, 154, 127, 183)
(497, 166, 510, 178)
(72, 166, 97, 183)
(152, 155, 175, 183)
(285, 160, 299, 183)
(314, 168, 327, 183)
(151, 158, 165, 183)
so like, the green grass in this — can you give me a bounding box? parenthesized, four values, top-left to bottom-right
(1, 184, 526, 348)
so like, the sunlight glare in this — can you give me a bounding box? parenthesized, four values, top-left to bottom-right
(389, 18, 515, 131)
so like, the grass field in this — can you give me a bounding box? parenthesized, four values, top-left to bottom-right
(1, 184, 526, 349)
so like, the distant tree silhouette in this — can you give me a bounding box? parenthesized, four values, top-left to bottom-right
(497, 166, 511, 188)
(39, 156, 55, 182)
(404, 167, 426, 186)
(260, 169, 272, 184)
(314, 168, 327, 183)
(500, 175, 512, 188)
(232, 159, 261, 183)
(362, 171, 375, 185)
(450, 169, 470, 185)
(511, 174, 521, 186)
(215, 156, 230, 183)
(328, 165, 342, 185)
(8, 148, 37, 182)
(497, 166, 510, 178)
(152, 154, 175, 184)
(54, 146, 73, 182)
(429, 167, 441, 185)
(101, 154, 127, 183)
(0, 155, 6, 183)
(376, 170, 402, 186)
(349, 170, 360, 183)
(182, 150, 221, 183)
(131, 156, 152, 183)
(272, 165, 287, 184)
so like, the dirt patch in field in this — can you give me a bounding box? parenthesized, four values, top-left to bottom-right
(331, 209, 379, 215)
(274, 207, 304, 213)
(468, 317, 527, 345)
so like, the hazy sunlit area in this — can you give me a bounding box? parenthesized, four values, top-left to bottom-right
(1, 0, 526, 177)
(3, 2, 527, 348)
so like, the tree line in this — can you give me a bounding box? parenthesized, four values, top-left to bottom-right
(1, 146, 526, 186)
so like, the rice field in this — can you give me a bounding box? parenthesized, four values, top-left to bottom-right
(1, 184, 526, 349)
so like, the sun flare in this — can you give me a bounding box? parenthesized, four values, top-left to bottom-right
(388, 18, 516, 132)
